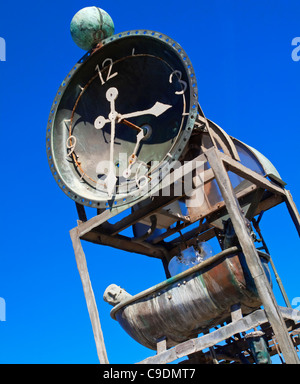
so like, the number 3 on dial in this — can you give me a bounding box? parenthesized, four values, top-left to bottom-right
(169, 70, 187, 95)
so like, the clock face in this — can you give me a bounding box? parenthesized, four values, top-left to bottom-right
(46, 30, 198, 208)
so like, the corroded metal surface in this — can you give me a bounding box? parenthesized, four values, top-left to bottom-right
(111, 247, 271, 350)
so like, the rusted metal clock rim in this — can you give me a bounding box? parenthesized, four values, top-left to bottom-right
(46, 30, 199, 208)
(110, 246, 271, 321)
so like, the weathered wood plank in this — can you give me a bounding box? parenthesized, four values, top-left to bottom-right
(81, 230, 166, 259)
(139, 306, 300, 364)
(231, 303, 242, 322)
(138, 309, 268, 364)
(285, 189, 300, 237)
(78, 204, 130, 237)
(220, 153, 286, 197)
(70, 227, 109, 364)
(254, 193, 283, 216)
(77, 153, 207, 237)
(156, 337, 167, 355)
(109, 196, 180, 236)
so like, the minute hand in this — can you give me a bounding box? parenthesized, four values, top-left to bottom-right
(118, 102, 172, 121)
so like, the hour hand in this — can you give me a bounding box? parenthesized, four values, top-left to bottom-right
(117, 102, 172, 122)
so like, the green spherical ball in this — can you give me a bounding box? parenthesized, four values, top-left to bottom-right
(70, 6, 114, 51)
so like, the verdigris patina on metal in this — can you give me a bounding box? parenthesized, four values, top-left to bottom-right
(70, 6, 114, 51)
(107, 247, 271, 350)
(245, 331, 272, 364)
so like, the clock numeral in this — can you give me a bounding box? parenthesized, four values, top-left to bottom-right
(96, 58, 118, 85)
(135, 161, 150, 190)
(169, 70, 187, 95)
(136, 174, 149, 189)
(66, 135, 77, 157)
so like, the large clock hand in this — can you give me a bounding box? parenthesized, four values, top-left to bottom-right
(95, 117, 142, 132)
(117, 101, 172, 122)
(105, 87, 118, 197)
(94, 101, 172, 129)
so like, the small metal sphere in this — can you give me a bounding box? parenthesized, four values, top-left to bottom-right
(70, 6, 114, 51)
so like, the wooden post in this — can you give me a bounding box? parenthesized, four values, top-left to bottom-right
(205, 147, 299, 364)
(70, 227, 109, 364)
(285, 189, 300, 237)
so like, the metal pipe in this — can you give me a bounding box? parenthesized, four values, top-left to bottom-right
(252, 217, 291, 308)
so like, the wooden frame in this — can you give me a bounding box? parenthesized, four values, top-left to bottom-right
(138, 306, 300, 364)
(69, 134, 300, 364)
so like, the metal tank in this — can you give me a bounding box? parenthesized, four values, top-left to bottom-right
(108, 246, 271, 350)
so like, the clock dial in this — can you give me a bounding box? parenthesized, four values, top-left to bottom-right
(47, 30, 198, 208)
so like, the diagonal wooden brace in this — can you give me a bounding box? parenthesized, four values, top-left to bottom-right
(204, 147, 299, 364)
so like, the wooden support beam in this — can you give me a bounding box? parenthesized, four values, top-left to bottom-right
(254, 193, 283, 215)
(138, 309, 269, 364)
(156, 337, 167, 355)
(244, 188, 265, 220)
(205, 147, 299, 364)
(220, 153, 286, 197)
(70, 227, 109, 364)
(231, 303, 242, 322)
(81, 230, 166, 259)
(78, 204, 130, 237)
(138, 307, 300, 364)
(110, 196, 179, 236)
(285, 189, 300, 237)
(77, 153, 207, 238)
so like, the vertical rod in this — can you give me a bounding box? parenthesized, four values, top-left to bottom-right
(70, 227, 109, 364)
(205, 148, 299, 364)
(252, 218, 291, 308)
(75, 202, 87, 222)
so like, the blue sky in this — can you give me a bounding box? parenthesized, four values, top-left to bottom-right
(0, 0, 300, 364)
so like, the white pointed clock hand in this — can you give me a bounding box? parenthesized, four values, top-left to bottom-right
(105, 87, 118, 197)
(117, 102, 172, 122)
(94, 101, 172, 130)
